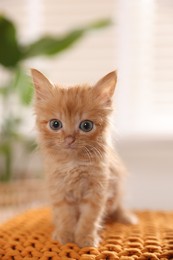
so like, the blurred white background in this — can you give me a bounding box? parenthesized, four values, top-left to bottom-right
(0, 0, 173, 210)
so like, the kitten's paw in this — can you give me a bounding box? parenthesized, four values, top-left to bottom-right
(126, 212, 138, 225)
(52, 230, 74, 244)
(118, 211, 138, 225)
(75, 233, 100, 248)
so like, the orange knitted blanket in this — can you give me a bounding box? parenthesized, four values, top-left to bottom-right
(0, 208, 173, 260)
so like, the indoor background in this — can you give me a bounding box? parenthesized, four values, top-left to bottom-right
(0, 0, 172, 222)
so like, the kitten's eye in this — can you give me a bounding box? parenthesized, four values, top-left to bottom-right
(79, 120, 93, 132)
(49, 119, 62, 131)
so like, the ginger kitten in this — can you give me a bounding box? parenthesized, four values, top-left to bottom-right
(32, 69, 137, 248)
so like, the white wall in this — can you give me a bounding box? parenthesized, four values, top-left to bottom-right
(118, 138, 173, 210)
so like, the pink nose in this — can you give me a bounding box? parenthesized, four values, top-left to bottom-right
(64, 135, 75, 145)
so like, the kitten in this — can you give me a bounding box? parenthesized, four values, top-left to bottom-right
(31, 69, 137, 248)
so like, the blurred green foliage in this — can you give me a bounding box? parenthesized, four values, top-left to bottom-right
(0, 15, 111, 181)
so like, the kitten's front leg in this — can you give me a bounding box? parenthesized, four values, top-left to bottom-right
(52, 202, 78, 244)
(75, 200, 104, 248)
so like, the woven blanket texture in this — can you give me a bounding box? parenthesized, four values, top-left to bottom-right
(0, 208, 173, 260)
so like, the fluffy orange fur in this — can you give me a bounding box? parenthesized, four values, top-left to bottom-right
(32, 69, 137, 247)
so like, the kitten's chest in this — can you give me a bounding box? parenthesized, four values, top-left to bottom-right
(65, 171, 90, 203)
(49, 162, 106, 203)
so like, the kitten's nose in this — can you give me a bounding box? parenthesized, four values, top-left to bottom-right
(64, 135, 75, 146)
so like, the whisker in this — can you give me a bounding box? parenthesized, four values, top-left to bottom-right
(85, 144, 104, 160)
(83, 146, 93, 163)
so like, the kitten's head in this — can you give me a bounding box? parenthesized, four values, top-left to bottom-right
(32, 69, 117, 161)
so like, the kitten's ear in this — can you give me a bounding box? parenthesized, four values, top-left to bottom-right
(31, 68, 54, 100)
(94, 71, 117, 105)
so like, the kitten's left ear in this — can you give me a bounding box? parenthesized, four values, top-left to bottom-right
(31, 68, 54, 101)
(94, 71, 117, 105)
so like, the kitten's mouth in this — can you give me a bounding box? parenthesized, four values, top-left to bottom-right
(64, 144, 76, 150)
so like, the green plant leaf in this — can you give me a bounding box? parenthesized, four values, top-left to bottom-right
(0, 86, 8, 95)
(0, 16, 22, 67)
(22, 18, 112, 58)
(0, 140, 12, 182)
(1, 116, 22, 139)
(12, 68, 34, 105)
(87, 19, 113, 30)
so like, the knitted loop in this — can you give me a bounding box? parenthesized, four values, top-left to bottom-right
(99, 244, 122, 253)
(59, 248, 80, 259)
(61, 242, 80, 252)
(119, 257, 137, 260)
(0, 209, 173, 259)
(80, 255, 96, 260)
(40, 251, 61, 260)
(140, 252, 160, 259)
(125, 242, 143, 250)
(104, 238, 122, 246)
(95, 250, 119, 260)
(79, 247, 100, 256)
(119, 248, 141, 257)
(161, 250, 173, 259)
